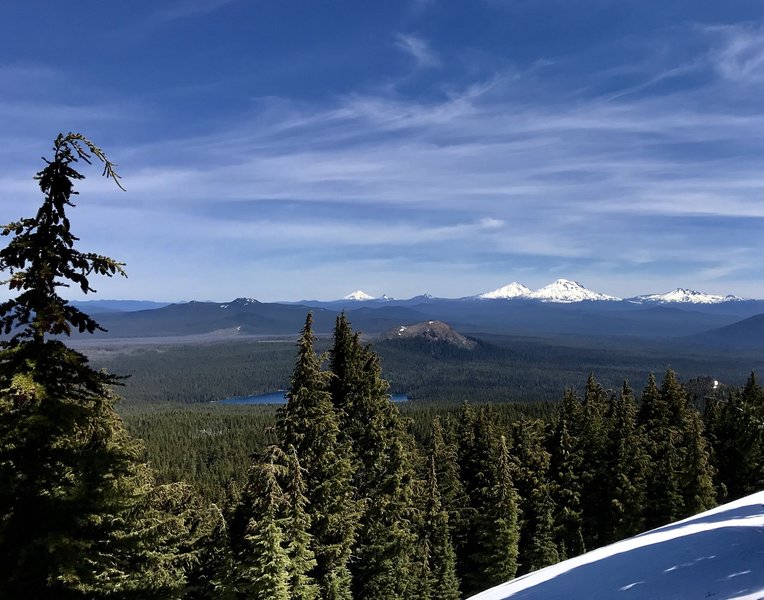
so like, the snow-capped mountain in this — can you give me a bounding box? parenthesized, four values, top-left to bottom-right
(479, 282, 532, 299)
(479, 279, 619, 303)
(529, 279, 620, 302)
(634, 288, 742, 304)
(469, 489, 764, 600)
(343, 290, 376, 301)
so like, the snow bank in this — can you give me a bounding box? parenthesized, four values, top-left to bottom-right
(469, 491, 764, 600)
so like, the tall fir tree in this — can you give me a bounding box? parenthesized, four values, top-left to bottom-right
(638, 372, 684, 529)
(548, 388, 585, 559)
(429, 415, 468, 569)
(455, 403, 499, 596)
(422, 454, 461, 600)
(579, 373, 611, 549)
(328, 314, 419, 600)
(277, 313, 358, 600)
(0, 134, 185, 598)
(662, 370, 716, 517)
(282, 446, 319, 600)
(480, 434, 520, 587)
(510, 418, 559, 575)
(236, 453, 290, 600)
(705, 372, 764, 500)
(602, 381, 647, 543)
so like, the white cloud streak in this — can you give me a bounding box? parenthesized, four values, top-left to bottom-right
(395, 33, 441, 69)
(3, 21, 764, 299)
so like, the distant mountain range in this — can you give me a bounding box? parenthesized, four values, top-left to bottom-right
(323, 279, 747, 305)
(67, 285, 764, 348)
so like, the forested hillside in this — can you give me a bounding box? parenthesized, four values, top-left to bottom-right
(3, 136, 764, 599)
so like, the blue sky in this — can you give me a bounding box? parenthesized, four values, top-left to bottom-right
(2, 1, 764, 301)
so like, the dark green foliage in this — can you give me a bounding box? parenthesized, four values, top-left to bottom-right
(428, 416, 468, 559)
(601, 382, 647, 542)
(510, 418, 559, 575)
(0, 134, 189, 598)
(549, 388, 585, 559)
(481, 434, 520, 586)
(329, 314, 419, 600)
(638, 373, 684, 529)
(236, 452, 291, 600)
(282, 446, 319, 600)
(705, 372, 764, 501)
(278, 314, 358, 600)
(639, 370, 717, 529)
(422, 455, 461, 600)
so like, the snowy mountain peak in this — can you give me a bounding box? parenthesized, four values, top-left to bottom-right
(343, 290, 376, 301)
(221, 297, 259, 308)
(635, 288, 742, 304)
(479, 282, 532, 299)
(530, 279, 621, 303)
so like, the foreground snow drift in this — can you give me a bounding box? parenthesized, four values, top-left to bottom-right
(469, 490, 764, 600)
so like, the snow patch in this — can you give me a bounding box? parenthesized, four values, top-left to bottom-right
(529, 279, 620, 302)
(343, 290, 375, 301)
(468, 490, 764, 600)
(479, 282, 532, 300)
(635, 288, 742, 304)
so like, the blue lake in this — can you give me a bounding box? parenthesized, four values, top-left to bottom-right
(219, 391, 409, 405)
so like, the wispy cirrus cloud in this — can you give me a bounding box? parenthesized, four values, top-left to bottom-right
(395, 33, 441, 69)
(153, 0, 237, 22)
(4, 7, 764, 300)
(706, 23, 764, 84)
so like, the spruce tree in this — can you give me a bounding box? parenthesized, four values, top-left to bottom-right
(510, 418, 559, 575)
(638, 372, 684, 529)
(237, 454, 290, 600)
(602, 382, 647, 543)
(0, 133, 178, 598)
(283, 446, 319, 600)
(548, 389, 585, 559)
(662, 370, 716, 517)
(456, 404, 499, 595)
(706, 372, 764, 500)
(277, 314, 357, 600)
(480, 434, 520, 587)
(579, 374, 610, 549)
(422, 454, 461, 600)
(328, 314, 419, 600)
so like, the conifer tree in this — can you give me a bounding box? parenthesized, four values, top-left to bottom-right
(602, 382, 647, 543)
(278, 314, 357, 600)
(706, 372, 764, 500)
(422, 454, 461, 600)
(682, 410, 716, 516)
(328, 314, 419, 600)
(456, 404, 499, 595)
(662, 370, 716, 517)
(283, 446, 319, 600)
(480, 434, 520, 586)
(510, 418, 559, 575)
(0, 133, 180, 598)
(549, 388, 585, 559)
(237, 454, 290, 600)
(638, 372, 684, 529)
(429, 416, 467, 561)
(579, 374, 611, 548)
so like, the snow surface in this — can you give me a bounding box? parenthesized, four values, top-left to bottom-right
(636, 288, 742, 304)
(479, 283, 533, 299)
(529, 279, 621, 302)
(468, 490, 764, 600)
(479, 279, 619, 302)
(343, 290, 376, 301)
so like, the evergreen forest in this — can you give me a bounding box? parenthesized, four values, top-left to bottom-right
(2, 135, 764, 599)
